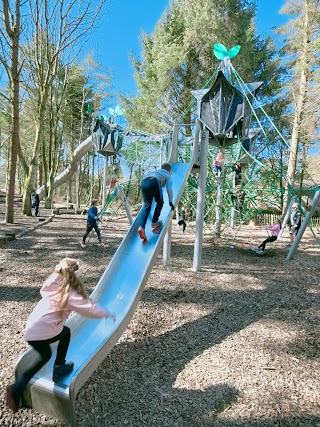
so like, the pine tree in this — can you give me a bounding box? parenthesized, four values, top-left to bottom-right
(121, 0, 282, 134)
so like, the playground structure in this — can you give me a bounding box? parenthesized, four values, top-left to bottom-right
(16, 124, 199, 426)
(176, 50, 320, 250)
(16, 48, 320, 425)
(36, 46, 319, 241)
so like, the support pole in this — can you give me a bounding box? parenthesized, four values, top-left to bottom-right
(75, 161, 80, 213)
(169, 123, 179, 164)
(215, 176, 223, 236)
(163, 123, 179, 267)
(287, 190, 320, 260)
(66, 180, 70, 212)
(160, 135, 164, 167)
(102, 156, 108, 208)
(193, 129, 209, 272)
(163, 222, 172, 267)
(214, 146, 225, 237)
(230, 171, 236, 228)
(118, 184, 133, 224)
(278, 198, 295, 240)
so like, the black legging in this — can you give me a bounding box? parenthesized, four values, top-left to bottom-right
(258, 235, 277, 251)
(22, 326, 71, 385)
(83, 222, 101, 243)
(140, 178, 163, 229)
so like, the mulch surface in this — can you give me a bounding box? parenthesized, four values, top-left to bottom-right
(0, 202, 319, 426)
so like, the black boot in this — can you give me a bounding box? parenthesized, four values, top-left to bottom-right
(52, 361, 74, 383)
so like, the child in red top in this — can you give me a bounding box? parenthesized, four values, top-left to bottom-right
(6, 258, 115, 412)
(251, 219, 281, 255)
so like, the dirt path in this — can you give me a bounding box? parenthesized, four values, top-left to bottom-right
(0, 211, 319, 427)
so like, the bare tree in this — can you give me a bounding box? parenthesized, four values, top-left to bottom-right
(21, 0, 106, 215)
(278, 0, 320, 211)
(0, 0, 22, 223)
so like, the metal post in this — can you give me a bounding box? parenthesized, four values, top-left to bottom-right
(287, 190, 320, 260)
(102, 156, 108, 208)
(215, 176, 223, 236)
(118, 184, 133, 224)
(278, 198, 295, 240)
(169, 123, 179, 164)
(160, 135, 164, 167)
(230, 171, 236, 228)
(175, 207, 179, 226)
(66, 180, 70, 212)
(214, 146, 225, 237)
(75, 161, 80, 213)
(163, 123, 179, 267)
(163, 222, 172, 267)
(193, 129, 209, 272)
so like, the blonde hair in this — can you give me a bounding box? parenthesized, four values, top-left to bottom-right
(54, 258, 88, 311)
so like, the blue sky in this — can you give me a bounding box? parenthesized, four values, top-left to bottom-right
(85, 0, 288, 111)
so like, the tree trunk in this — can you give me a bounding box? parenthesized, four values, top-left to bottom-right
(299, 143, 308, 204)
(283, 1, 310, 213)
(5, 76, 20, 223)
(21, 120, 43, 215)
(4, 0, 21, 224)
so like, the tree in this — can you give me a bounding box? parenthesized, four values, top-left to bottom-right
(21, 0, 106, 215)
(121, 0, 282, 134)
(277, 0, 320, 211)
(0, 0, 21, 223)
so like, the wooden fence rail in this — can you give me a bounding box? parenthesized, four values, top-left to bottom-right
(251, 214, 320, 228)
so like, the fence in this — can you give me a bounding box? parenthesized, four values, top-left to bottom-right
(251, 213, 320, 228)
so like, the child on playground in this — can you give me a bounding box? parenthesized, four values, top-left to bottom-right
(31, 189, 40, 217)
(6, 257, 115, 412)
(232, 163, 242, 185)
(289, 202, 302, 245)
(213, 152, 223, 176)
(81, 199, 102, 247)
(251, 219, 282, 255)
(178, 207, 187, 234)
(137, 163, 174, 241)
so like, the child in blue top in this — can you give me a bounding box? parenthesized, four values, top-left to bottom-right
(137, 163, 174, 241)
(81, 199, 102, 247)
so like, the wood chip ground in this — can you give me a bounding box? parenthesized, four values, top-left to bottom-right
(0, 207, 319, 427)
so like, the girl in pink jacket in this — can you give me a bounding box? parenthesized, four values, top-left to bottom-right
(251, 219, 282, 255)
(6, 258, 115, 412)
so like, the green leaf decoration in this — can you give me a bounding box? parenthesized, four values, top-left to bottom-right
(213, 43, 228, 60)
(108, 105, 124, 117)
(227, 45, 241, 59)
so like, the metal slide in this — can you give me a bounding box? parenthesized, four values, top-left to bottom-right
(15, 161, 194, 426)
(37, 135, 93, 199)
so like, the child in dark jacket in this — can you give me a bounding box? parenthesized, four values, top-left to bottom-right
(137, 163, 174, 242)
(81, 199, 102, 247)
(31, 190, 40, 217)
(289, 202, 302, 244)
